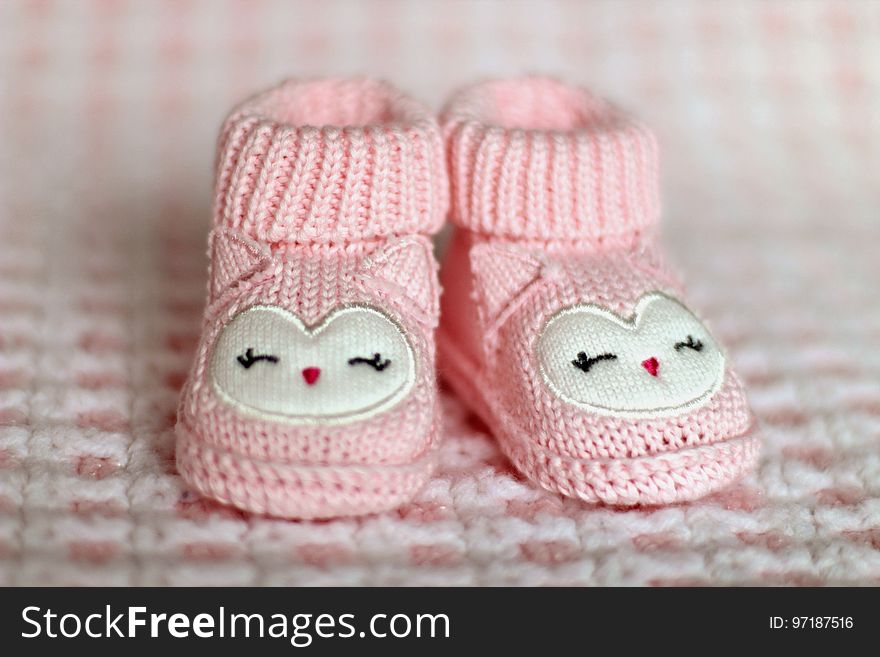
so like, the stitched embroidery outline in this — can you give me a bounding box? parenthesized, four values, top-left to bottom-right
(237, 348, 280, 369)
(348, 353, 392, 371)
(571, 352, 618, 373)
(537, 292, 727, 418)
(674, 335, 704, 352)
(209, 304, 417, 426)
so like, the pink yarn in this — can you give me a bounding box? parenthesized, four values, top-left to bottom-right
(442, 76, 660, 243)
(439, 77, 760, 505)
(215, 78, 448, 244)
(176, 78, 447, 519)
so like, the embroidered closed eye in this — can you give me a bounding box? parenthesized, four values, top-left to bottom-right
(236, 348, 279, 369)
(571, 351, 618, 373)
(348, 353, 391, 372)
(674, 335, 704, 352)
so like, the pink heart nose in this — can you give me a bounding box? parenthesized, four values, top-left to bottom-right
(302, 367, 321, 385)
(641, 357, 660, 377)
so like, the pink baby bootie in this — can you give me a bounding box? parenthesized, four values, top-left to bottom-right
(438, 77, 760, 505)
(176, 78, 448, 519)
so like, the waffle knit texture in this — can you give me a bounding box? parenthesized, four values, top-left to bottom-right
(176, 78, 448, 519)
(439, 76, 760, 505)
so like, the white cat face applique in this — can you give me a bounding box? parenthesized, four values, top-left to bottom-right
(537, 293, 725, 417)
(210, 305, 416, 425)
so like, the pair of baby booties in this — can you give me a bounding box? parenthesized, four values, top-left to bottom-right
(175, 76, 761, 520)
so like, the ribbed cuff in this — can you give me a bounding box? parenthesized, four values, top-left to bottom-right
(442, 76, 660, 243)
(213, 78, 448, 244)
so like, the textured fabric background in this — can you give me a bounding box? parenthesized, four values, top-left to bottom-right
(1, 0, 878, 585)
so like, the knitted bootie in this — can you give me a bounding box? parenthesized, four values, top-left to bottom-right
(176, 78, 448, 519)
(438, 77, 760, 505)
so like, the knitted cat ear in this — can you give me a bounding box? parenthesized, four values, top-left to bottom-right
(208, 228, 273, 302)
(470, 242, 546, 338)
(358, 236, 440, 327)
